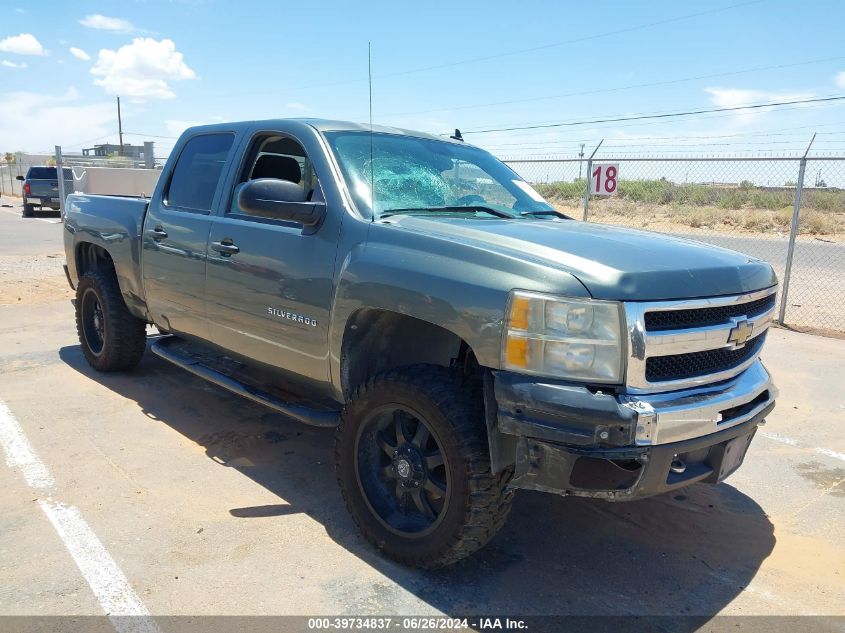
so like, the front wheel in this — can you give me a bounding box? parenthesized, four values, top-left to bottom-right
(75, 270, 147, 371)
(335, 365, 513, 568)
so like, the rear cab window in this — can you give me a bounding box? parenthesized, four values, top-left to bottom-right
(165, 133, 235, 212)
(27, 167, 73, 179)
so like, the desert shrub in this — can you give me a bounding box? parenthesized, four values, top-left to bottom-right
(739, 180, 755, 190)
(801, 211, 842, 234)
(750, 190, 791, 210)
(739, 210, 773, 231)
(536, 179, 585, 200)
(618, 179, 674, 204)
(716, 190, 749, 209)
(773, 207, 793, 227)
(804, 190, 845, 212)
(675, 184, 717, 206)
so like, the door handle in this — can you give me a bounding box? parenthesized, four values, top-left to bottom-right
(211, 240, 240, 256)
(147, 226, 168, 241)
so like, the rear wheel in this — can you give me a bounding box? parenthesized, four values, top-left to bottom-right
(75, 270, 147, 371)
(22, 202, 34, 217)
(335, 365, 513, 568)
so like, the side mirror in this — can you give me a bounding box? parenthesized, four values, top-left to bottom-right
(15, 175, 24, 181)
(238, 178, 325, 228)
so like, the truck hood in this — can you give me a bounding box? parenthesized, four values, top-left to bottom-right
(387, 216, 777, 301)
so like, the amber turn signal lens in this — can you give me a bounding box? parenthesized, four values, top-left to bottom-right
(505, 335, 528, 368)
(509, 296, 530, 330)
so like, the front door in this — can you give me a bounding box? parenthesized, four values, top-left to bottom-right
(142, 132, 237, 339)
(204, 132, 341, 386)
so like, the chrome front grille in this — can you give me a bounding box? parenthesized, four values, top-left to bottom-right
(624, 287, 778, 392)
(643, 293, 776, 331)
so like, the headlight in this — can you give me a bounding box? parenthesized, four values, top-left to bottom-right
(502, 291, 624, 382)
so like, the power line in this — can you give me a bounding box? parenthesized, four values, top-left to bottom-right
(488, 139, 845, 153)
(375, 0, 767, 81)
(462, 95, 845, 134)
(465, 94, 843, 133)
(480, 103, 845, 140)
(482, 126, 845, 148)
(123, 132, 178, 139)
(381, 54, 845, 119)
(217, 0, 766, 100)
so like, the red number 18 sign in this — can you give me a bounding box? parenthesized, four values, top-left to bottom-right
(590, 163, 619, 195)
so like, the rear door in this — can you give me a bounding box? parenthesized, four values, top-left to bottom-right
(142, 132, 238, 339)
(204, 129, 342, 385)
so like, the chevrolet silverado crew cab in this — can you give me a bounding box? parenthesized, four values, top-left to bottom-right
(63, 119, 778, 568)
(17, 165, 74, 216)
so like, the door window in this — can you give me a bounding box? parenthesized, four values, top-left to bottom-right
(166, 133, 235, 212)
(228, 134, 322, 218)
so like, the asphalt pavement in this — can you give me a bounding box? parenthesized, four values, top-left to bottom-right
(0, 195, 843, 628)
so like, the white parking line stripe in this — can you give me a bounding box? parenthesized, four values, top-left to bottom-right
(759, 431, 799, 446)
(39, 500, 160, 633)
(0, 400, 160, 633)
(0, 401, 55, 488)
(759, 430, 845, 463)
(814, 447, 845, 463)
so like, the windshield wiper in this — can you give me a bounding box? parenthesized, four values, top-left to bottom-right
(381, 205, 514, 219)
(520, 209, 571, 219)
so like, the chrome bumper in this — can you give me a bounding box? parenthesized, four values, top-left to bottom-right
(620, 360, 776, 446)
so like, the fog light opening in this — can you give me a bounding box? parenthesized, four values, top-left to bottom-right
(569, 456, 643, 491)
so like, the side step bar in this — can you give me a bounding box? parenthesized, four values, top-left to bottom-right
(151, 337, 340, 428)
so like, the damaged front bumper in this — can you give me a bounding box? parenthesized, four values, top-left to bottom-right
(485, 360, 776, 501)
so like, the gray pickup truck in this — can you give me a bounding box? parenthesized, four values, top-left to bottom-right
(17, 166, 74, 216)
(63, 119, 778, 568)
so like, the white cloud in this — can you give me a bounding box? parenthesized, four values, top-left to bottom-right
(704, 87, 814, 125)
(0, 89, 115, 152)
(1, 60, 28, 69)
(286, 102, 308, 111)
(0, 33, 46, 56)
(69, 47, 91, 61)
(79, 14, 136, 33)
(15, 8, 25, 14)
(836, 72, 845, 90)
(91, 38, 196, 100)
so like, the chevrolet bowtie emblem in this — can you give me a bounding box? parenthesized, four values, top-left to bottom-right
(727, 319, 754, 347)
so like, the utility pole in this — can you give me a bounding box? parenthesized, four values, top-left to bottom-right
(578, 143, 585, 180)
(117, 96, 125, 157)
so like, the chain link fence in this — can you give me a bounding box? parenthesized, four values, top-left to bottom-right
(506, 156, 845, 335)
(0, 156, 44, 197)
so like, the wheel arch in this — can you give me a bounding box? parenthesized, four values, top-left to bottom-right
(73, 241, 149, 321)
(339, 308, 475, 400)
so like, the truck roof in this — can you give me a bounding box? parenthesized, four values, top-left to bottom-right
(183, 118, 463, 145)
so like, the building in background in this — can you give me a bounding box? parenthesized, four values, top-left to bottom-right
(82, 143, 153, 160)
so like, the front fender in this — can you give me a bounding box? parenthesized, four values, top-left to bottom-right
(328, 228, 589, 397)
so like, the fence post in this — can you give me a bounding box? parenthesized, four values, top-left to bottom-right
(582, 158, 592, 221)
(582, 139, 603, 221)
(778, 136, 815, 325)
(55, 145, 67, 222)
(143, 141, 154, 169)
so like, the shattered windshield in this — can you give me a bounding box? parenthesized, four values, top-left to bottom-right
(324, 131, 555, 219)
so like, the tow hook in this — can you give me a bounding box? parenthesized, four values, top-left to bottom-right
(670, 455, 686, 474)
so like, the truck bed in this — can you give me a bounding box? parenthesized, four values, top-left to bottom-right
(64, 193, 150, 318)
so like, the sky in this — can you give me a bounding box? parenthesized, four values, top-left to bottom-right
(1, 0, 845, 161)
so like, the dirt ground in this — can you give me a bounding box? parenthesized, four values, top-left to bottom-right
(0, 197, 844, 631)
